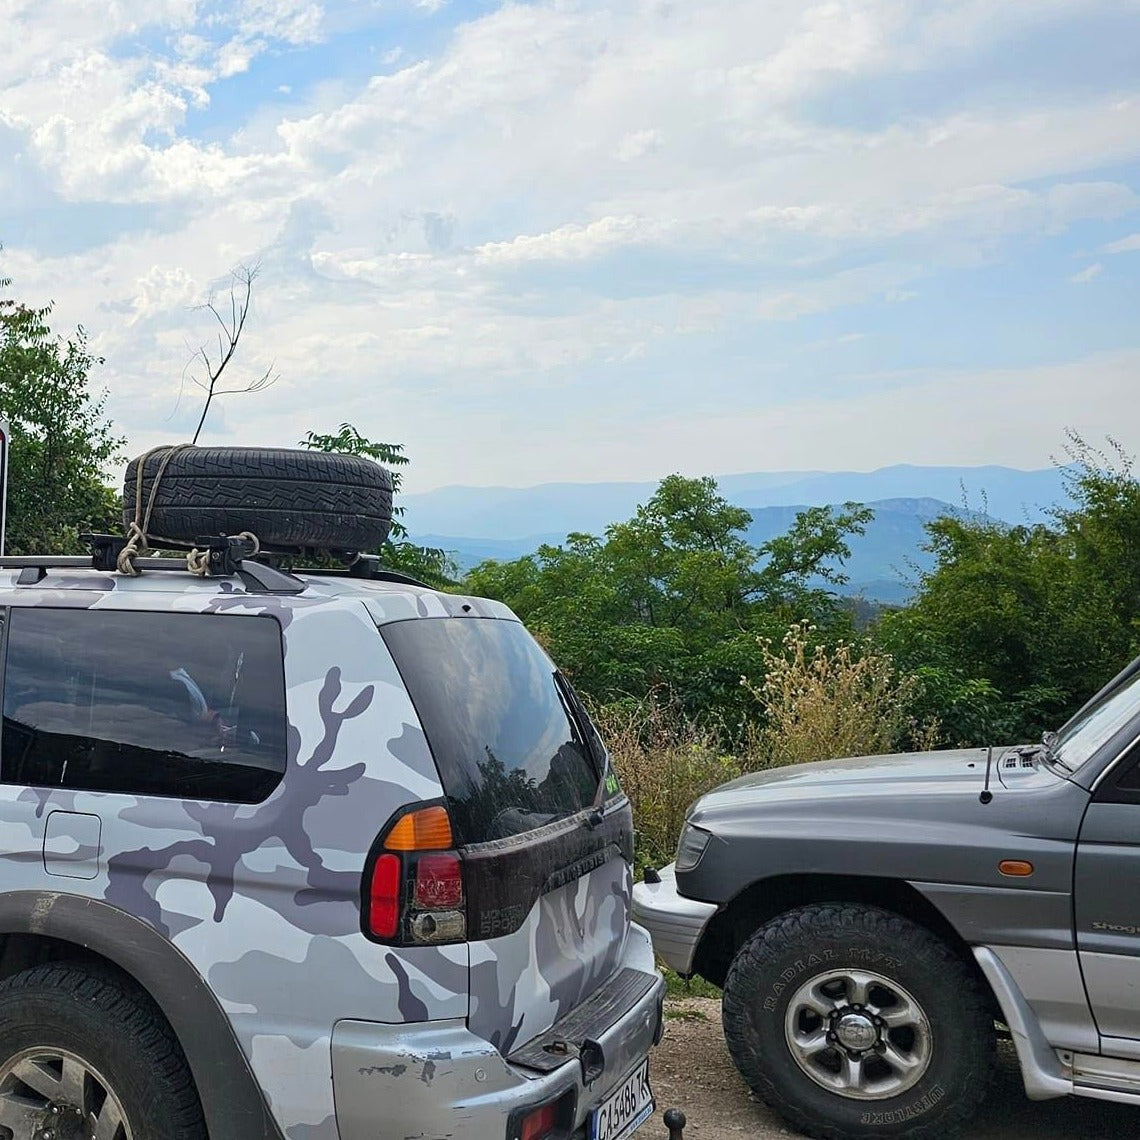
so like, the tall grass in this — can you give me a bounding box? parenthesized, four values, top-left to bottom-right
(598, 625, 936, 867)
(595, 695, 741, 874)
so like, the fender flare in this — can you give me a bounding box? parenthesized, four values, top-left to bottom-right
(0, 890, 284, 1140)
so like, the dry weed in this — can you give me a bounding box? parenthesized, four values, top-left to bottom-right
(744, 623, 938, 767)
(594, 695, 741, 870)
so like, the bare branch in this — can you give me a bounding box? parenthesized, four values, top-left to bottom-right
(184, 263, 275, 445)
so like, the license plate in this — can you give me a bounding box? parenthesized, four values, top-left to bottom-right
(589, 1059, 654, 1140)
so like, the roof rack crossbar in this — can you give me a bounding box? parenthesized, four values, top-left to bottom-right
(0, 556, 92, 570)
(298, 553, 432, 588)
(0, 535, 308, 595)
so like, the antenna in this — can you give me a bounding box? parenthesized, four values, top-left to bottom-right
(979, 746, 994, 805)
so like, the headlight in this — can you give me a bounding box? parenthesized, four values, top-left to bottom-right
(675, 824, 711, 872)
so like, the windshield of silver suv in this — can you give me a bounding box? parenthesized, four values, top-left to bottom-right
(1053, 666, 1140, 771)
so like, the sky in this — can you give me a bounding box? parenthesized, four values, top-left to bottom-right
(2, 0, 1139, 493)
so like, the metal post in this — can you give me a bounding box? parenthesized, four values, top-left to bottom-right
(0, 418, 9, 556)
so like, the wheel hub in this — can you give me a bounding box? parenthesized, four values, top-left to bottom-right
(34, 1101, 86, 1139)
(0, 1047, 133, 1140)
(834, 1012, 877, 1052)
(783, 968, 933, 1101)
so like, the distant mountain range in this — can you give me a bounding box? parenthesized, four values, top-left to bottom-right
(405, 464, 1073, 604)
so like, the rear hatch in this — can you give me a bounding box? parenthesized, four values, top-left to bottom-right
(380, 614, 634, 1054)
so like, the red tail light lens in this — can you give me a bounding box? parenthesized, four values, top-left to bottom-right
(519, 1102, 558, 1140)
(364, 804, 466, 944)
(414, 853, 464, 909)
(368, 853, 402, 939)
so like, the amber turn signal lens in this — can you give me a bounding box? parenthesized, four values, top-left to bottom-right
(999, 859, 1034, 877)
(384, 805, 454, 851)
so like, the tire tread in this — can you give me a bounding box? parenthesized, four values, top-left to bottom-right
(722, 903, 994, 1140)
(123, 447, 394, 553)
(0, 963, 206, 1138)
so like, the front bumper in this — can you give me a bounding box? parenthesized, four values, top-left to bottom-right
(631, 863, 719, 976)
(331, 923, 665, 1140)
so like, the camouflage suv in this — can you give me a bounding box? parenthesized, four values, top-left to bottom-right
(0, 556, 662, 1140)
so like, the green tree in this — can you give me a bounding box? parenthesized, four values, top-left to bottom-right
(0, 279, 123, 554)
(300, 422, 456, 586)
(464, 474, 871, 723)
(877, 435, 1140, 745)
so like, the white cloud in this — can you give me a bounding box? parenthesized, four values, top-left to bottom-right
(0, 0, 1138, 489)
(1105, 233, 1140, 254)
(1071, 263, 1104, 283)
(444, 348, 1140, 489)
(616, 129, 663, 163)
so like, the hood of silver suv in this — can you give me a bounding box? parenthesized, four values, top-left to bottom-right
(688, 748, 995, 823)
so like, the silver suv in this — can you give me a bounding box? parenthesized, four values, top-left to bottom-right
(634, 654, 1140, 1138)
(0, 550, 662, 1140)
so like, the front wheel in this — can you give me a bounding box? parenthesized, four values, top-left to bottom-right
(722, 904, 994, 1140)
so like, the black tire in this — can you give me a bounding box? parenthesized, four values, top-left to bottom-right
(123, 446, 393, 553)
(722, 904, 994, 1140)
(0, 963, 206, 1138)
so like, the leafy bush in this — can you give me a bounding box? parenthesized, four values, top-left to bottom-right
(464, 475, 870, 722)
(872, 434, 1140, 744)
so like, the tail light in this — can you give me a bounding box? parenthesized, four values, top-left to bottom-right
(364, 803, 466, 945)
(519, 1103, 557, 1140)
(507, 1092, 573, 1140)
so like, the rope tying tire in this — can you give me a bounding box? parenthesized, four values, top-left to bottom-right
(118, 445, 263, 578)
(186, 531, 259, 577)
(118, 444, 195, 576)
(186, 547, 211, 577)
(116, 522, 149, 576)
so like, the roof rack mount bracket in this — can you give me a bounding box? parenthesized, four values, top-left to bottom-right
(194, 535, 257, 578)
(80, 533, 129, 574)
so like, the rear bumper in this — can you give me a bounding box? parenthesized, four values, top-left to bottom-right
(331, 923, 665, 1140)
(631, 863, 718, 976)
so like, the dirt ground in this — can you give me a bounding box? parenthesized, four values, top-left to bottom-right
(649, 998, 1140, 1140)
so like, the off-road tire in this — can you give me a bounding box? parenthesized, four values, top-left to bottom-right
(124, 446, 393, 553)
(722, 904, 994, 1140)
(0, 963, 206, 1138)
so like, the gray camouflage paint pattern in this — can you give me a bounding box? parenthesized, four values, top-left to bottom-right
(0, 569, 633, 1139)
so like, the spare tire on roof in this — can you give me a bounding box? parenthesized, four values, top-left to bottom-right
(123, 446, 394, 554)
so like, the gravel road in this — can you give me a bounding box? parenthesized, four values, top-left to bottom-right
(649, 998, 1139, 1140)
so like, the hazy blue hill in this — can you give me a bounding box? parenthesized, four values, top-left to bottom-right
(744, 497, 970, 604)
(414, 533, 566, 569)
(401, 480, 664, 539)
(729, 465, 1069, 522)
(402, 464, 1070, 538)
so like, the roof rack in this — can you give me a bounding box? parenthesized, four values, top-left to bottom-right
(0, 534, 306, 595)
(298, 553, 432, 589)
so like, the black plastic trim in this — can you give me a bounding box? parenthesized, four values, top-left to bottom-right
(463, 798, 634, 941)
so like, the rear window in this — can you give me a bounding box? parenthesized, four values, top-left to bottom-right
(380, 617, 601, 845)
(2, 607, 287, 803)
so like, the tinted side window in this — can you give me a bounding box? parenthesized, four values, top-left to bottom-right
(380, 617, 600, 845)
(2, 607, 287, 803)
(1098, 737, 1140, 804)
